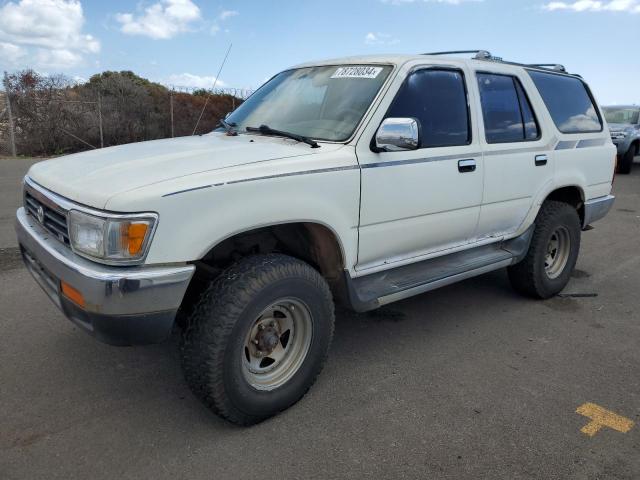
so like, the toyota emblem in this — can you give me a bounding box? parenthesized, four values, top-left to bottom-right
(36, 205, 45, 224)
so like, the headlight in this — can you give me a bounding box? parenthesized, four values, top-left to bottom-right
(68, 210, 157, 263)
(610, 131, 627, 139)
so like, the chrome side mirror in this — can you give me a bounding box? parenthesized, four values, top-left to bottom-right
(375, 118, 420, 152)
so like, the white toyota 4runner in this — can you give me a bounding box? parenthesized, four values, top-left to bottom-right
(16, 51, 616, 425)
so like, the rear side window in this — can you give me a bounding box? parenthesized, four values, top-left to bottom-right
(528, 70, 602, 134)
(386, 69, 470, 148)
(477, 73, 540, 144)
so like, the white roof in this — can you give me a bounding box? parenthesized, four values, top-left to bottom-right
(292, 54, 424, 69)
(291, 54, 576, 78)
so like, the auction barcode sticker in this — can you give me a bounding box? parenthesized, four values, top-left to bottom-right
(331, 66, 383, 79)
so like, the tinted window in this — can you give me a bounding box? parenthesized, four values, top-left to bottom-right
(603, 107, 640, 125)
(477, 73, 540, 143)
(386, 69, 470, 148)
(528, 70, 602, 133)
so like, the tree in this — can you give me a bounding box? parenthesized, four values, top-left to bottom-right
(2, 69, 245, 155)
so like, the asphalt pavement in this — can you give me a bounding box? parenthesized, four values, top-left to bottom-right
(1, 157, 639, 479)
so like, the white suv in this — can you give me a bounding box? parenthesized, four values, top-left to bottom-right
(16, 51, 616, 425)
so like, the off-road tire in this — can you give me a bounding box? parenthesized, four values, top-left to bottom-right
(180, 254, 334, 426)
(617, 145, 635, 174)
(508, 200, 581, 299)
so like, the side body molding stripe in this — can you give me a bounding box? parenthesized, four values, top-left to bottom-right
(161, 136, 607, 197)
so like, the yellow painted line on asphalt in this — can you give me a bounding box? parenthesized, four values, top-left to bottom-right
(576, 403, 634, 437)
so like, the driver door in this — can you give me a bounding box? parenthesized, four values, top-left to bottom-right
(355, 65, 484, 272)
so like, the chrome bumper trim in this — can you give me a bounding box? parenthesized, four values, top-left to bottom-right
(583, 195, 615, 228)
(15, 207, 194, 344)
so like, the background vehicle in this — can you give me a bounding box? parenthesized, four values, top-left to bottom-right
(15, 51, 616, 425)
(603, 105, 640, 174)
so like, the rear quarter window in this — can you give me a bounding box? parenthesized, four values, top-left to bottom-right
(528, 70, 602, 134)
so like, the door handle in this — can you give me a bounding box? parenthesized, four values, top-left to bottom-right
(458, 159, 476, 173)
(535, 154, 548, 166)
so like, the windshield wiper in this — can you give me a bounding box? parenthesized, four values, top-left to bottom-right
(246, 124, 319, 148)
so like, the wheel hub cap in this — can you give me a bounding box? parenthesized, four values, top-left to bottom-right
(544, 226, 571, 279)
(254, 323, 280, 355)
(242, 298, 313, 391)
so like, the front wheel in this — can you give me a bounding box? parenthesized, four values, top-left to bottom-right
(181, 254, 334, 426)
(508, 200, 581, 299)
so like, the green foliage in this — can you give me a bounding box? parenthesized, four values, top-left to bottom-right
(87, 71, 168, 91)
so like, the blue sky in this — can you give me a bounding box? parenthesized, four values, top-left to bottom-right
(0, 0, 639, 104)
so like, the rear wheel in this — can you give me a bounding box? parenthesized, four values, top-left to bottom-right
(508, 201, 581, 299)
(617, 145, 635, 174)
(181, 254, 334, 425)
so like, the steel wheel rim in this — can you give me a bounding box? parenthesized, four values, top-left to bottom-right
(242, 298, 313, 391)
(544, 226, 571, 279)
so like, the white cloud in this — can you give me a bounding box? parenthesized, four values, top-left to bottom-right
(35, 48, 83, 69)
(163, 73, 226, 89)
(116, 0, 201, 39)
(218, 10, 239, 20)
(0, 42, 27, 64)
(364, 32, 399, 45)
(543, 0, 640, 12)
(210, 9, 239, 35)
(0, 0, 99, 69)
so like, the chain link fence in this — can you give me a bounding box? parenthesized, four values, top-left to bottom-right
(0, 70, 253, 158)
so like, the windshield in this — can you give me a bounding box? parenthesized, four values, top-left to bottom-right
(603, 107, 640, 125)
(224, 65, 392, 142)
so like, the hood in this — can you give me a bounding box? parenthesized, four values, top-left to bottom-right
(28, 133, 342, 208)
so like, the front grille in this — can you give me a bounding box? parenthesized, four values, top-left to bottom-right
(24, 186, 71, 246)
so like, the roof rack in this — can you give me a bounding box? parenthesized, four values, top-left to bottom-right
(421, 50, 577, 76)
(527, 63, 566, 72)
(423, 50, 496, 60)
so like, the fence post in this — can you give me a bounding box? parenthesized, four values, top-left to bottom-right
(97, 92, 104, 148)
(170, 90, 174, 138)
(3, 72, 17, 157)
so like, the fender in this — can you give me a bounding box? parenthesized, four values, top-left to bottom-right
(514, 178, 586, 238)
(105, 147, 362, 271)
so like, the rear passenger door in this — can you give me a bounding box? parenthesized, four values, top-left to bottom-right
(474, 70, 554, 240)
(356, 65, 483, 271)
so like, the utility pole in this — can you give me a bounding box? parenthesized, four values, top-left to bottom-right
(170, 90, 174, 138)
(97, 91, 104, 148)
(3, 72, 17, 157)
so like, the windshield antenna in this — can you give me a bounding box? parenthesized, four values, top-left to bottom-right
(192, 43, 233, 136)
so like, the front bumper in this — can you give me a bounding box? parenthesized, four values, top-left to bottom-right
(583, 195, 615, 228)
(15, 207, 195, 345)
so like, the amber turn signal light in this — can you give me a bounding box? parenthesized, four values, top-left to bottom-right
(120, 222, 149, 255)
(61, 281, 85, 308)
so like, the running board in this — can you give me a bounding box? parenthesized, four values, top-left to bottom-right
(345, 227, 533, 312)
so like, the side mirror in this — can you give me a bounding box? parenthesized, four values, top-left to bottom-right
(375, 118, 420, 152)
